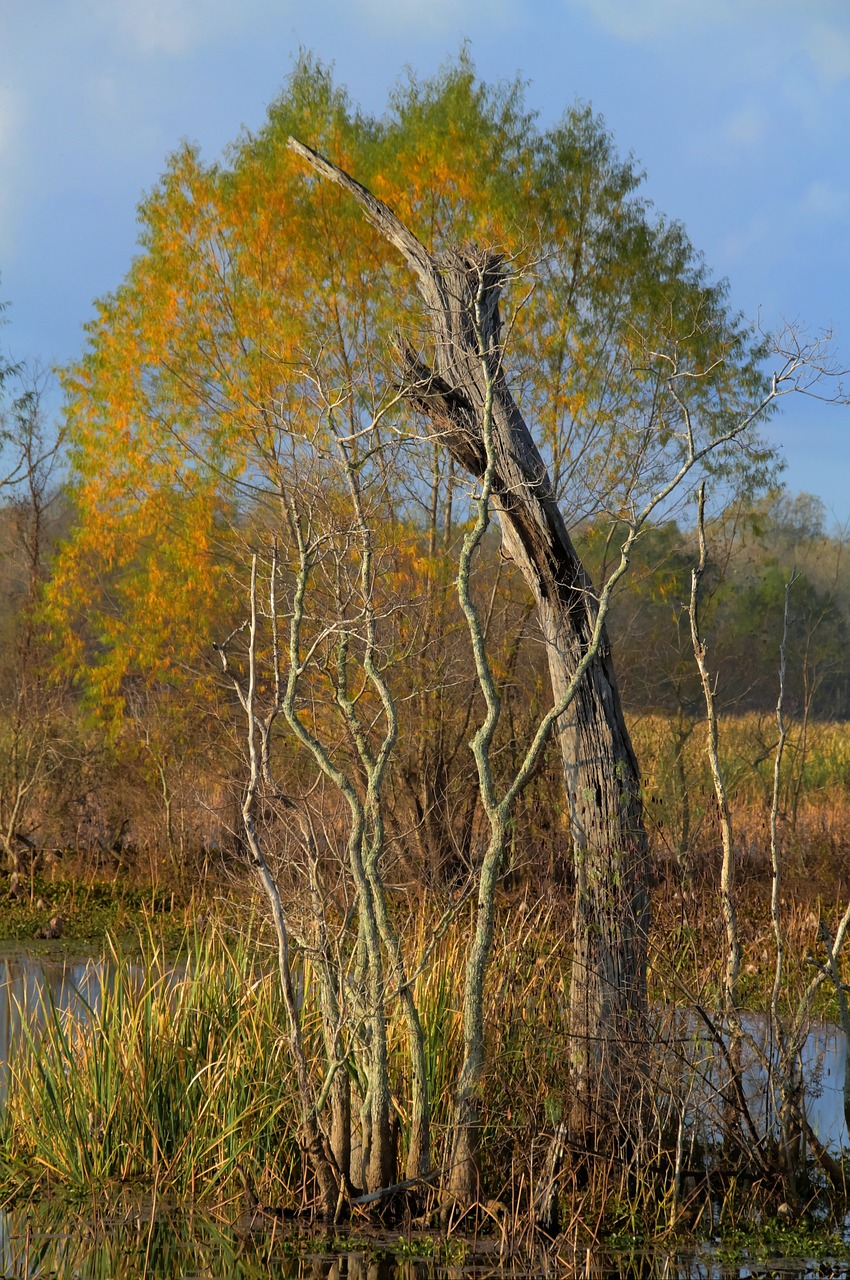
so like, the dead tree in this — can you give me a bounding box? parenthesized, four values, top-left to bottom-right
(287, 139, 651, 1144)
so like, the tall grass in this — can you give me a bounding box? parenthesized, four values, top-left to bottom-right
(0, 910, 542, 1209)
(0, 917, 470, 1208)
(0, 924, 305, 1202)
(631, 713, 850, 872)
(1, 886, 845, 1229)
(632, 712, 850, 803)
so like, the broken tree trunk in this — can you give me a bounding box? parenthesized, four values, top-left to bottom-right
(287, 137, 650, 1154)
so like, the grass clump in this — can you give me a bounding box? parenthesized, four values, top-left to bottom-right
(2, 890, 849, 1237)
(0, 922, 303, 1204)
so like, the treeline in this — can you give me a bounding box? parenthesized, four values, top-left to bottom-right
(600, 491, 849, 721)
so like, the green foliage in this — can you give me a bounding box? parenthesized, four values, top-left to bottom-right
(576, 495, 850, 722)
(712, 1219, 850, 1264)
(633, 712, 850, 820)
(0, 875, 187, 944)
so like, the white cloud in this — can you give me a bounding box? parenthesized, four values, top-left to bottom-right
(356, 0, 516, 37)
(804, 19, 850, 84)
(569, 0, 850, 84)
(84, 0, 284, 57)
(719, 179, 849, 278)
(724, 104, 768, 149)
(798, 180, 850, 221)
(567, 0, 738, 42)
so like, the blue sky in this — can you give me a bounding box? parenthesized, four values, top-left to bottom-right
(2, 0, 849, 520)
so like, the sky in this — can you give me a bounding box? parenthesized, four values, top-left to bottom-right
(2, 0, 849, 522)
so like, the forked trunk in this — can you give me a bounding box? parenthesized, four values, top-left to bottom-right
(288, 137, 650, 1182)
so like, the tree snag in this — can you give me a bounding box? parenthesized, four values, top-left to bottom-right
(287, 138, 651, 1149)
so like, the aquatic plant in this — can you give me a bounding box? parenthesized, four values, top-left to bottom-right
(0, 924, 303, 1202)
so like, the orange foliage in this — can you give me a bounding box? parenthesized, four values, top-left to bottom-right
(47, 52, 767, 751)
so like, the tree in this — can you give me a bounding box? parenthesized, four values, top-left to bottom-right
(44, 54, 793, 1207)
(46, 56, 772, 728)
(212, 365, 440, 1208)
(286, 141, 825, 1215)
(0, 363, 67, 873)
(286, 138, 648, 1162)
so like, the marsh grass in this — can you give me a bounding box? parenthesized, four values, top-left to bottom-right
(0, 924, 305, 1203)
(633, 715, 850, 852)
(1, 876, 848, 1232)
(0, 915, 470, 1210)
(0, 907, 569, 1213)
(634, 711, 847, 797)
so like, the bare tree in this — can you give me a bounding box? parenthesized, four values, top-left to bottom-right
(216, 552, 342, 1216)
(286, 142, 827, 1167)
(689, 483, 741, 1017)
(0, 365, 66, 874)
(217, 378, 437, 1210)
(281, 143, 850, 1229)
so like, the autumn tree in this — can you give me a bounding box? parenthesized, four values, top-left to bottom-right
(44, 54, 786, 1203)
(47, 54, 771, 734)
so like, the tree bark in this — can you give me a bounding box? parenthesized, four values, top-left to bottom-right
(287, 138, 650, 1142)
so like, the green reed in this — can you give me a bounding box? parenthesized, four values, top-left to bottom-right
(0, 923, 303, 1202)
(2, 891, 842, 1233)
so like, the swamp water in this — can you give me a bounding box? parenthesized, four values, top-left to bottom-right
(2, 948, 850, 1280)
(1, 1203, 850, 1280)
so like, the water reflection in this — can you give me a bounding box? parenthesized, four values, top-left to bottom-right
(0, 1200, 302, 1279)
(0, 947, 103, 1028)
(0, 948, 106, 1098)
(793, 1021, 847, 1149)
(653, 1008, 850, 1156)
(0, 1201, 847, 1280)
